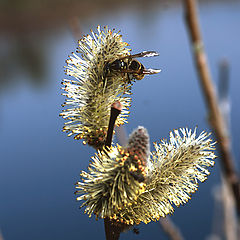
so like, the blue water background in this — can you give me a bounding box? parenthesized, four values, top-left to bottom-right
(0, 1, 239, 239)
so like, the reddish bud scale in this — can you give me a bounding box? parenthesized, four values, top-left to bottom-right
(126, 126, 150, 168)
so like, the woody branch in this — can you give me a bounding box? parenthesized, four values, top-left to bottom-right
(183, 0, 240, 216)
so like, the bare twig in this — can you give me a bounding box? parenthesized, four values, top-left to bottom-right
(208, 185, 224, 240)
(222, 175, 238, 240)
(159, 217, 184, 240)
(105, 101, 122, 147)
(183, 0, 240, 216)
(217, 60, 238, 239)
(104, 218, 121, 240)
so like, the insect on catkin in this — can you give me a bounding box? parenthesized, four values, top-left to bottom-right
(60, 26, 132, 149)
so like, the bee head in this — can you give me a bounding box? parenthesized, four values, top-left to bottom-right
(129, 60, 145, 80)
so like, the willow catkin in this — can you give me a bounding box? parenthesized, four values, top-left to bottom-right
(116, 128, 216, 224)
(60, 26, 132, 149)
(75, 126, 150, 223)
(76, 127, 216, 225)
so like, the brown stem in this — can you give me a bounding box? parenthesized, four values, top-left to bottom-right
(104, 218, 130, 240)
(104, 101, 125, 240)
(105, 101, 122, 147)
(183, 0, 240, 215)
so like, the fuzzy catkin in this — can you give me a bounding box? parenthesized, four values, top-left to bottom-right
(76, 127, 216, 225)
(75, 127, 150, 223)
(60, 26, 132, 149)
(115, 128, 216, 224)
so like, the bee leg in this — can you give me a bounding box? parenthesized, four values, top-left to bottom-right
(126, 73, 132, 84)
(127, 73, 130, 84)
(103, 63, 109, 78)
(102, 63, 110, 85)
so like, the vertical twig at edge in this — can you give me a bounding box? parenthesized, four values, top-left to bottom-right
(182, 0, 240, 216)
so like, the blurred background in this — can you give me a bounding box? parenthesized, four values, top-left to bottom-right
(0, 0, 239, 239)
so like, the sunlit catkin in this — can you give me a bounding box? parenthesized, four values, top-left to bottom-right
(76, 127, 216, 224)
(75, 126, 150, 221)
(116, 128, 216, 224)
(60, 26, 132, 149)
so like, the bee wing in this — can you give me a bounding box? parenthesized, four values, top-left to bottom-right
(118, 51, 159, 60)
(142, 68, 161, 75)
(129, 51, 159, 58)
(117, 68, 161, 75)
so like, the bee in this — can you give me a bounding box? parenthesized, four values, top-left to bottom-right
(104, 51, 161, 83)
